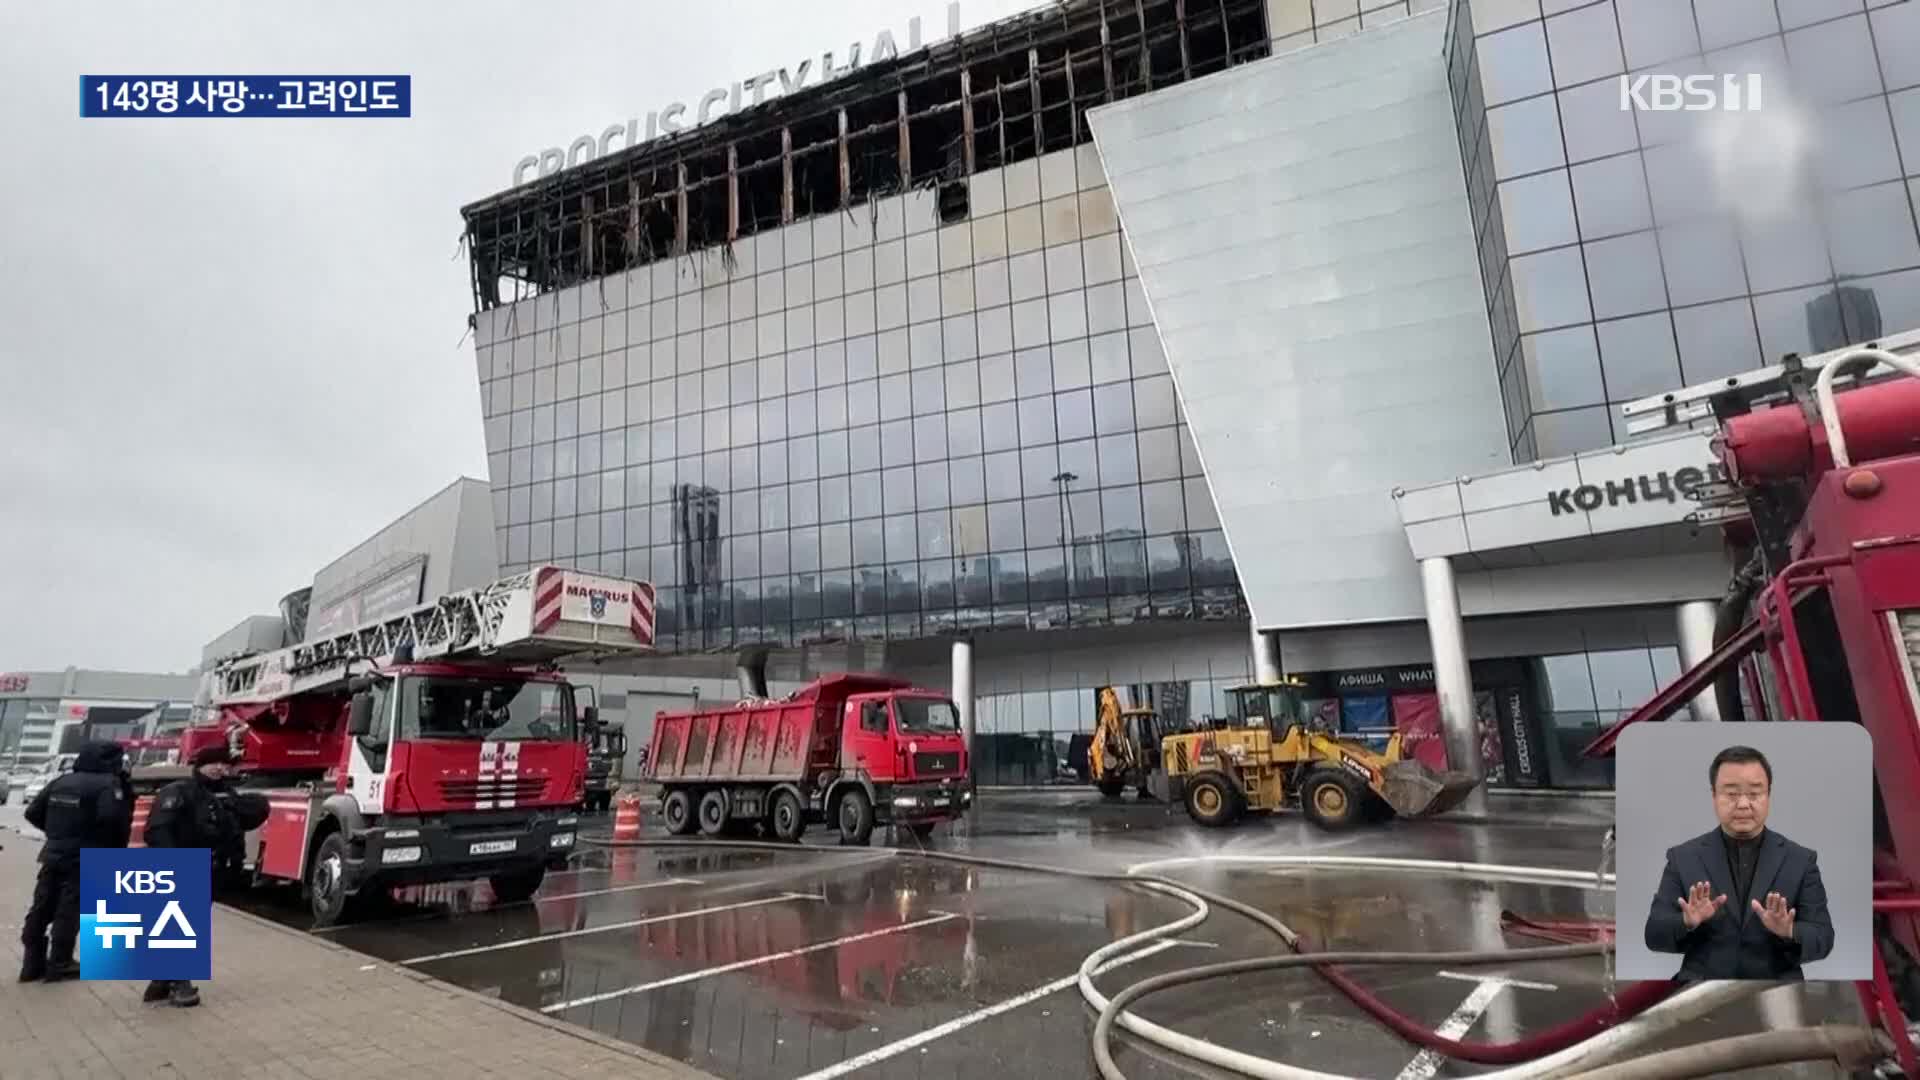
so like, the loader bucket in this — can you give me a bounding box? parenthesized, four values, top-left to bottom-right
(1378, 760, 1481, 818)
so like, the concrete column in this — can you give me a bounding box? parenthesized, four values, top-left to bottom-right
(1249, 620, 1282, 684)
(952, 638, 975, 755)
(1420, 556, 1488, 815)
(1675, 599, 1722, 722)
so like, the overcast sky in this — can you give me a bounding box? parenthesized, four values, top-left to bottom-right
(0, 0, 1040, 675)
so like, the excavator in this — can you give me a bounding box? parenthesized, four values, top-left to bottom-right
(1088, 686, 1165, 799)
(1160, 679, 1482, 830)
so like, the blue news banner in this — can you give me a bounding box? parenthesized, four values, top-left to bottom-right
(79, 849, 212, 981)
(81, 76, 410, 117)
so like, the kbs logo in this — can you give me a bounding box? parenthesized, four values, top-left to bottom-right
(79, 849, 212, 981)
(1619, 73, 1763, 112)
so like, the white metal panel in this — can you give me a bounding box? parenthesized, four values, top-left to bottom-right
(1456, 458, 1583, 515)
(1089, 10, 1509, 631)
(1396, 482, 1466, 527)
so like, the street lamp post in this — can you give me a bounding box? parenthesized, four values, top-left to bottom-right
(1051, 471, 1078, 591)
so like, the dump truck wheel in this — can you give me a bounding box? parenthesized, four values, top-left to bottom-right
(1302, 770, 1365, 831)
(663, 789, 697, 835)
(768, 790, 806, 843)
(1184, 773, 1240, 828)
(1096, 777, 1126, 798)
(697, 790, 730, 837)
(836, 788, 875, 846)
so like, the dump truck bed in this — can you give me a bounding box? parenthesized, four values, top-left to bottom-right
(645, 699, 832, 784)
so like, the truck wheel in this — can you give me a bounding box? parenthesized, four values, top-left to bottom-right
(307, 832, 354, 928)
(1302, 770, 1366, 831)
(663, 789, 696, 835)
(769, 790, 806, 843)
(1184, 774, 1240, 828)
(697, 789, 730, 837)
(489, 865, 546, 904)
(835, 788, 874, 846)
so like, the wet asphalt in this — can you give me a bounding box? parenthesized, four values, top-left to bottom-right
(215, 791, 1859, 1080)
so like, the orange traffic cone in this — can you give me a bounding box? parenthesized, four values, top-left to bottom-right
(612, 793, 643, 841)
(129, 796, 153, 848)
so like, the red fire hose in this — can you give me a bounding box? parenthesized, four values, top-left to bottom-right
(1308, 951, 1676, 1064)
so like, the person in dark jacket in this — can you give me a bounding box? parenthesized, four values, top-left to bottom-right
(140, 744, 243, 1008)
(1644, 745, 1835, 980)
(20, 740, 133, 982)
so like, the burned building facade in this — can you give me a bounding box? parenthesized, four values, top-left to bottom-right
(464, 0, 1920, 790)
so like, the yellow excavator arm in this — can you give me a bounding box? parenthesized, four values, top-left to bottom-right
(1090, 686, 1134, 781)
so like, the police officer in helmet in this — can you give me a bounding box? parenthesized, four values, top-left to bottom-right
(141, 744, 245, 1007)
(19, 739, 134, 982)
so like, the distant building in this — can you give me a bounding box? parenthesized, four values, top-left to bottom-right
(1, 668, 200, 772)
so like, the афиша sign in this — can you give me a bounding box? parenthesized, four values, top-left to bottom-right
(513, 3, 963, 187)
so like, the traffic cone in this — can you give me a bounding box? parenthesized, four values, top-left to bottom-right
(129, 796, 153, 848)
(612, 793, 643, 841)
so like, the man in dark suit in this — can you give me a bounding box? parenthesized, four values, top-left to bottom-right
(1644, 745, 1834, 980)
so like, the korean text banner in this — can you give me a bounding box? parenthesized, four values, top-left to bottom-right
(81, 77, 410, 117)
(79, 848, 212, 981)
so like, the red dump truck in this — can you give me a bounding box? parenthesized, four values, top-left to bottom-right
(643, 673, 972, 845)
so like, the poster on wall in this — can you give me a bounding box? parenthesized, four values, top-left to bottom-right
(1298, 662, 1540, 787)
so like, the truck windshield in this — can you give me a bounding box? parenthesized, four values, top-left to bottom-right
(895, 697, 961, 734)
(399, 677, 575, 742)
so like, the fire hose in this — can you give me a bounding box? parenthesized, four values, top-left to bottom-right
(585, 837, 1874, 1078)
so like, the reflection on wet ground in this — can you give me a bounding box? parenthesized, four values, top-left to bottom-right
(226, 792, 1855, 1079)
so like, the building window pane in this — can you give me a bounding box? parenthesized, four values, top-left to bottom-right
(1532, 406, 1614, 456)
(1597, 313, 1683, 401)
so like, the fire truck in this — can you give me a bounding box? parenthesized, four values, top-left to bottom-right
(134, 565, 657, 926)
(1583, 331, 1920, 1074)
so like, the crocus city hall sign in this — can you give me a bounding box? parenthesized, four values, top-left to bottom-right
(513, 3, 963, 187)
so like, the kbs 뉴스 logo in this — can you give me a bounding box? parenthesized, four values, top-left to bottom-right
(79, 849, 213, 981)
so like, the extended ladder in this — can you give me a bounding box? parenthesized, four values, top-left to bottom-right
(206, 565, 656, 707)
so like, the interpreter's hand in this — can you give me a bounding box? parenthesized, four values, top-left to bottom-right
(1753, 891, 1796, 939)
(1679, 880, 1727, 929)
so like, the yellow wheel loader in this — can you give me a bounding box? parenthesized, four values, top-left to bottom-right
(1160, 680, 1481, 830)
(1088, 686, 1164, 799)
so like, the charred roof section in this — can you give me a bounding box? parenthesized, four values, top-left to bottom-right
(462, 0, 1273, 311)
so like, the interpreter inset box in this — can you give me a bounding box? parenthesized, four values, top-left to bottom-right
(1614, 723, 1871, 982)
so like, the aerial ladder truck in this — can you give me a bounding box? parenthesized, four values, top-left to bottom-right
(1583, 330, 1920, 1075)
(133, 565, 657, 925)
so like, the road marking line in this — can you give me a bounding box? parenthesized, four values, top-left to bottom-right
(400, 893, 820, 965)
(792, 939, 1187, 1080)
(1436, 970, 1558, 992)
(311, 878, 704, 933)
(1394, 980, 1507, 1080)
(543, 911, 964, 1013)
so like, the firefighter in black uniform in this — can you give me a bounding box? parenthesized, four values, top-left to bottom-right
(141, 744, 244, 1008)
(19, 739, 134, 982)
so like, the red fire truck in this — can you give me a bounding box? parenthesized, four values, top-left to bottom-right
(133, 565, 656, 925)
(1584, 332, 1920, 1074)
(643, 673, 972, 845)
